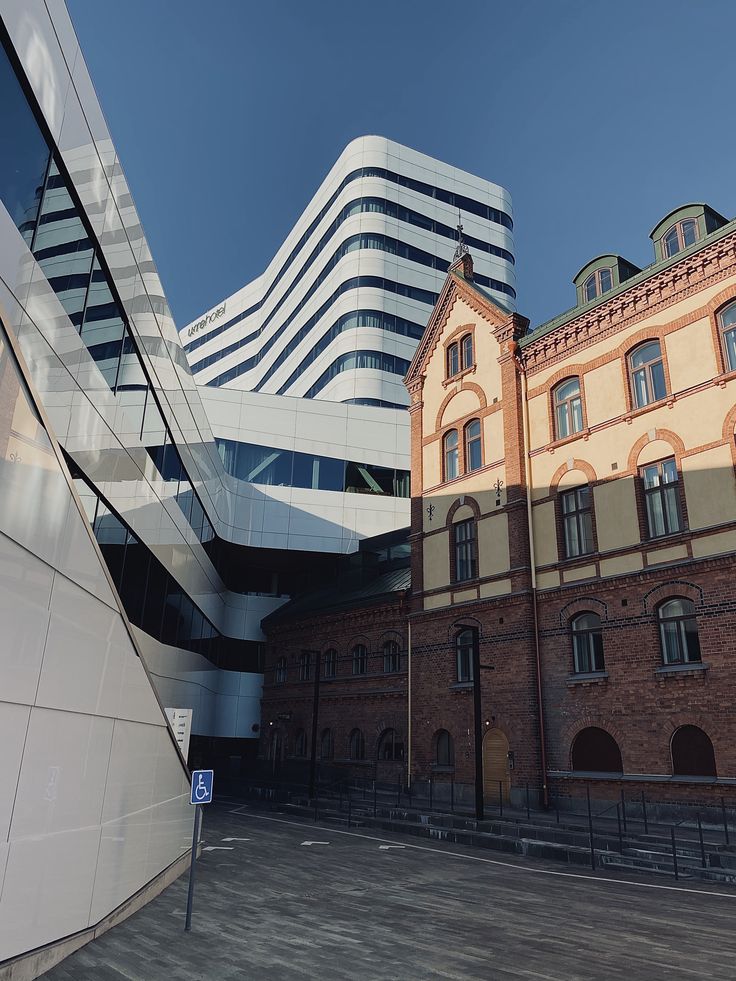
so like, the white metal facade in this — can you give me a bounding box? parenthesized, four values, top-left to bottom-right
(181, 136, 515, 406)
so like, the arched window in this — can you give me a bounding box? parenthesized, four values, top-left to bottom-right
(436, 729, 454, 766)
(349, 728, 365, 760)
(453, 518, 477, 582)
(658, 598, 701, 664)
(553, 378, 584, 439)
(671, 725, 716, 777)
(719, 301, 736, 372)
(447, 342, 460, 378)
(443, 430, 459, 481)
(275, 656, 287, 684)
(378, 728, 404, 761)
(383, 640, 401, 673)
(583, 268, 613, 302)
(299, 651, 311, 682)
(663, 218, 698, 258)
(464, 419, 482, 472)
(320, 728, 333, 760)
(629, 341, 666, 408)
(294, 729, 307, 757)
(352, 643, 368, 676)
(571, 727, 622, 773)
(455, 628, 475, 682)
(561, 485, 594, 557)
(323, 648, 337, 678)
(571, 613, 604, 674)
(461, 333, 474, 369)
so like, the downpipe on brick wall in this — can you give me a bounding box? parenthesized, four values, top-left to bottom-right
(514, 345, 550, 809)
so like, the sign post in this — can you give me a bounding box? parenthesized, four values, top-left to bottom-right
(185, 769, 214, 932)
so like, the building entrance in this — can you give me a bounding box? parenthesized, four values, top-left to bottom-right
(483, 728, 510, 803)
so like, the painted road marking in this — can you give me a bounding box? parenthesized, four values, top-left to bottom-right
(231, 809, 736, 901)
(222, 837, 251, 842)
(379, 845, 405, 850)
(203, 846, 234, 852)
(301, 840, 330, 846)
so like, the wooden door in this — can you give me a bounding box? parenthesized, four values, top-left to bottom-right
(483, 728, 510, 803)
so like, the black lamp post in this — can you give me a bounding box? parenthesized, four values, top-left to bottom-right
(454, 623, 493, 822)
(306, 650, 321, 798)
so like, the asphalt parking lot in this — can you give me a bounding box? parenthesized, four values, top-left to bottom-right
(45, 799, 736, 980)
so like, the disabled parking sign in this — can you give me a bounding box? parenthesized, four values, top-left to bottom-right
(190, 769, 214, 805)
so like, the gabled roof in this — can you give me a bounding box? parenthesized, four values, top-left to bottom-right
(404, 258, 522, 388)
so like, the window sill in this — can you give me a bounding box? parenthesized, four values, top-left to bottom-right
(449, 681, 474, 691)
(442, 364, 476, 388)
(655, 661, 707, 677)
(566, 671, 608, 686)
(547, 427, 591, 453)
(623, 396, 673, 423)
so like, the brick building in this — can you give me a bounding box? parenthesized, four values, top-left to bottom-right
(261, 203, 736, 810)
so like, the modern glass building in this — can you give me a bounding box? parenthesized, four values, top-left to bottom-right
(181, 136, 515, 407)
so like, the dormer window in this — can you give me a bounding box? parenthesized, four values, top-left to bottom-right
(583, 268, 613, 303)
(663, 218, 699, 258)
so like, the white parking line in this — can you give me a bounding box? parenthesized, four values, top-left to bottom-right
(229, 807, 736, 900)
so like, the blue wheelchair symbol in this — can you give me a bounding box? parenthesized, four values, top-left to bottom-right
(190, 769, 214, 805)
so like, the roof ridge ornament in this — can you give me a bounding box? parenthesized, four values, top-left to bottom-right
(453, 211, 469, 260)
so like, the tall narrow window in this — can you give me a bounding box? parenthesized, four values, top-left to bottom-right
(443, 429, 459, 481)
(349, 728, 365, 760)
(663, 218, 698, 258)
(294, 729, 307, 757)
(461, 333, 474, 369)
(553, 378, 584, 439)
(454, 519, 477, 582)
(561, 485, 594, 557)
(719, 302, 736, 372)
(464, 419, 482, 472)
(436, 730, 455, 766)
(571, 613, 604, 673)
(352, 643, 368, 675)
(323, 648, 337, 678)
(642, 458, 682, 537)
(629, 341, 666, 407)
(299, 651, 311, 682)
(658, 599, 701, 665)
(320, 728, 334, 760)
(447, 342, 460, 377)
(383, 640, 401, 673)
(275, 656, 287, 684)
(456, 628, 475, 682)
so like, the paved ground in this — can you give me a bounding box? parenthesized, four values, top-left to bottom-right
(45, 799, 736, 980)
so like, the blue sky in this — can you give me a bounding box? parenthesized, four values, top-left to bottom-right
(67, 0, 736, 330)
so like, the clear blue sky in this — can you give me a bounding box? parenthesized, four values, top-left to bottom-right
(67, 0, 736, 330)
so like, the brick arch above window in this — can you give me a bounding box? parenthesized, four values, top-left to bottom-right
(445, 496, 481, 527)
(347, 635, 371, 652)
(548, 458, 598, 496)
(626, 428, 686, 472)
(445, 615, 483, 645)
(435, 382, 488, 431)
(558, 596, 608, 627)
(707, 285, 736, 375)
(562, 716, 628, 768)
(642, 579, 704, 614)
(722, 403, 736, 465)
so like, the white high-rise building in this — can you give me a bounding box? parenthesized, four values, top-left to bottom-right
(181, 137, 515, 407)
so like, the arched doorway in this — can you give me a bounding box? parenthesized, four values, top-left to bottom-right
(483, 728, 510, 803)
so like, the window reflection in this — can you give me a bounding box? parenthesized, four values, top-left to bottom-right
(215, 437, 408, 497)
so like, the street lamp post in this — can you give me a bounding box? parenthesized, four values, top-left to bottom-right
(307, 649, 321, 798)
(471, 626, 484, 822)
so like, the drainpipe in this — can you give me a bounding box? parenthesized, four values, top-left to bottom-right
(517, 353, 549, 808)
(407, 616, 412, 788)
